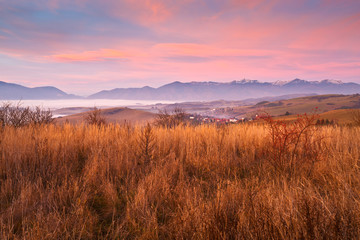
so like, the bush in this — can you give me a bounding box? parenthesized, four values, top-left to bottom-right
(261, 112, 323, 178)
(0, 102, 53, 127)
(154, 107, 187, 128)
(84, 107, 106, 126)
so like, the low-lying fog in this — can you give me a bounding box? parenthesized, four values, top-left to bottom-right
(1, 99, 176, 118)
(2, 99, 175, 110)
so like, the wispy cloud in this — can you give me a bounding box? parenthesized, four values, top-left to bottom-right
(47, 49, 131, 62)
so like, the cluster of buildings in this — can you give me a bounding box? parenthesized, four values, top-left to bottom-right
(187, 114, 253, 125)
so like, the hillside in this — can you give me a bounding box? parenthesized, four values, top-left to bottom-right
(212, 94, 360, 119)
(274, 109, 356, 125)
(55, 107, 156, 125)
(150, 93, 315, 114)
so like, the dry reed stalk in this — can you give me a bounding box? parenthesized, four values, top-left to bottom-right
(0, 122, 360, 239)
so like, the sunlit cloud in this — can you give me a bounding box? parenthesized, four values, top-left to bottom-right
(48, 49, 131, 62)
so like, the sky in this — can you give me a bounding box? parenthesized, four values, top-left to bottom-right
(0, 0, 360, 96)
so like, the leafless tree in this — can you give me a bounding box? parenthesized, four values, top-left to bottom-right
(0, 102, 53, 127)
(154, 107, 187, 128)
(84, 107, 106, 126)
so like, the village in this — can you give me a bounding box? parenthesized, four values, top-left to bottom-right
(187, 113, 256, 125)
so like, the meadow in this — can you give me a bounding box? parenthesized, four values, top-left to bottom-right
(1, 115, 360, 239)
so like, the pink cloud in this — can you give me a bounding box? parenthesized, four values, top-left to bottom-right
(93, 0, 278, 26)
(151, 43, 278, 59)
(289, 13, 360, 51)
(226, 0, 277, 10)
(101, 0, 177, 25)
(47, 49, 133, 62)
(0, 28, 13, 35)
(299, 62, 360, 73)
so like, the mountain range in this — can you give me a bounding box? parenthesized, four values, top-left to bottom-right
(0, 81, 79, 100)
(1, 79, 360, 101)
(88, 79, 360, 101)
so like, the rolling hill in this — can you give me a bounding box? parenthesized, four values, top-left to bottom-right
(210, 94, 360, 119)
(55, 107, 156, 125)
(274, 109, 356, 125)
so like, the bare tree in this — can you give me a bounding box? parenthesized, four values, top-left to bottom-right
(0, 102, 12, 127)
(84, 107, 106, 126)
(0, 102, 53, 127)
(30, 106, 53, 125)
(154, 107, 187, 128)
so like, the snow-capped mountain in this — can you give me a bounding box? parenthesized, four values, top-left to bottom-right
(88, 79, 360, 101)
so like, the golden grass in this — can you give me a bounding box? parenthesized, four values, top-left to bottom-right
(1, 122, 360, 239)
(275, 109, 356, 125)
(232, 94, 360, 118)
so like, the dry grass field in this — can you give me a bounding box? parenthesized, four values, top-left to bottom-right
(1, 114, 360, 239)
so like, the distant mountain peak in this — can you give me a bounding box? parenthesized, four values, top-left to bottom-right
(276, 79, 345, 86)
(142, 86, 153, 89)
(189, 81, 219, 85)
(0, 81, 80, 100)
(320, 79, 343, 84)
(273, 80, 288, 86)
(286, 78, 308, 85)
(240, 79, 260, 84)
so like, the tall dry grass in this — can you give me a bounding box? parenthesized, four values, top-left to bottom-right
(1, 121, 360, 239)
